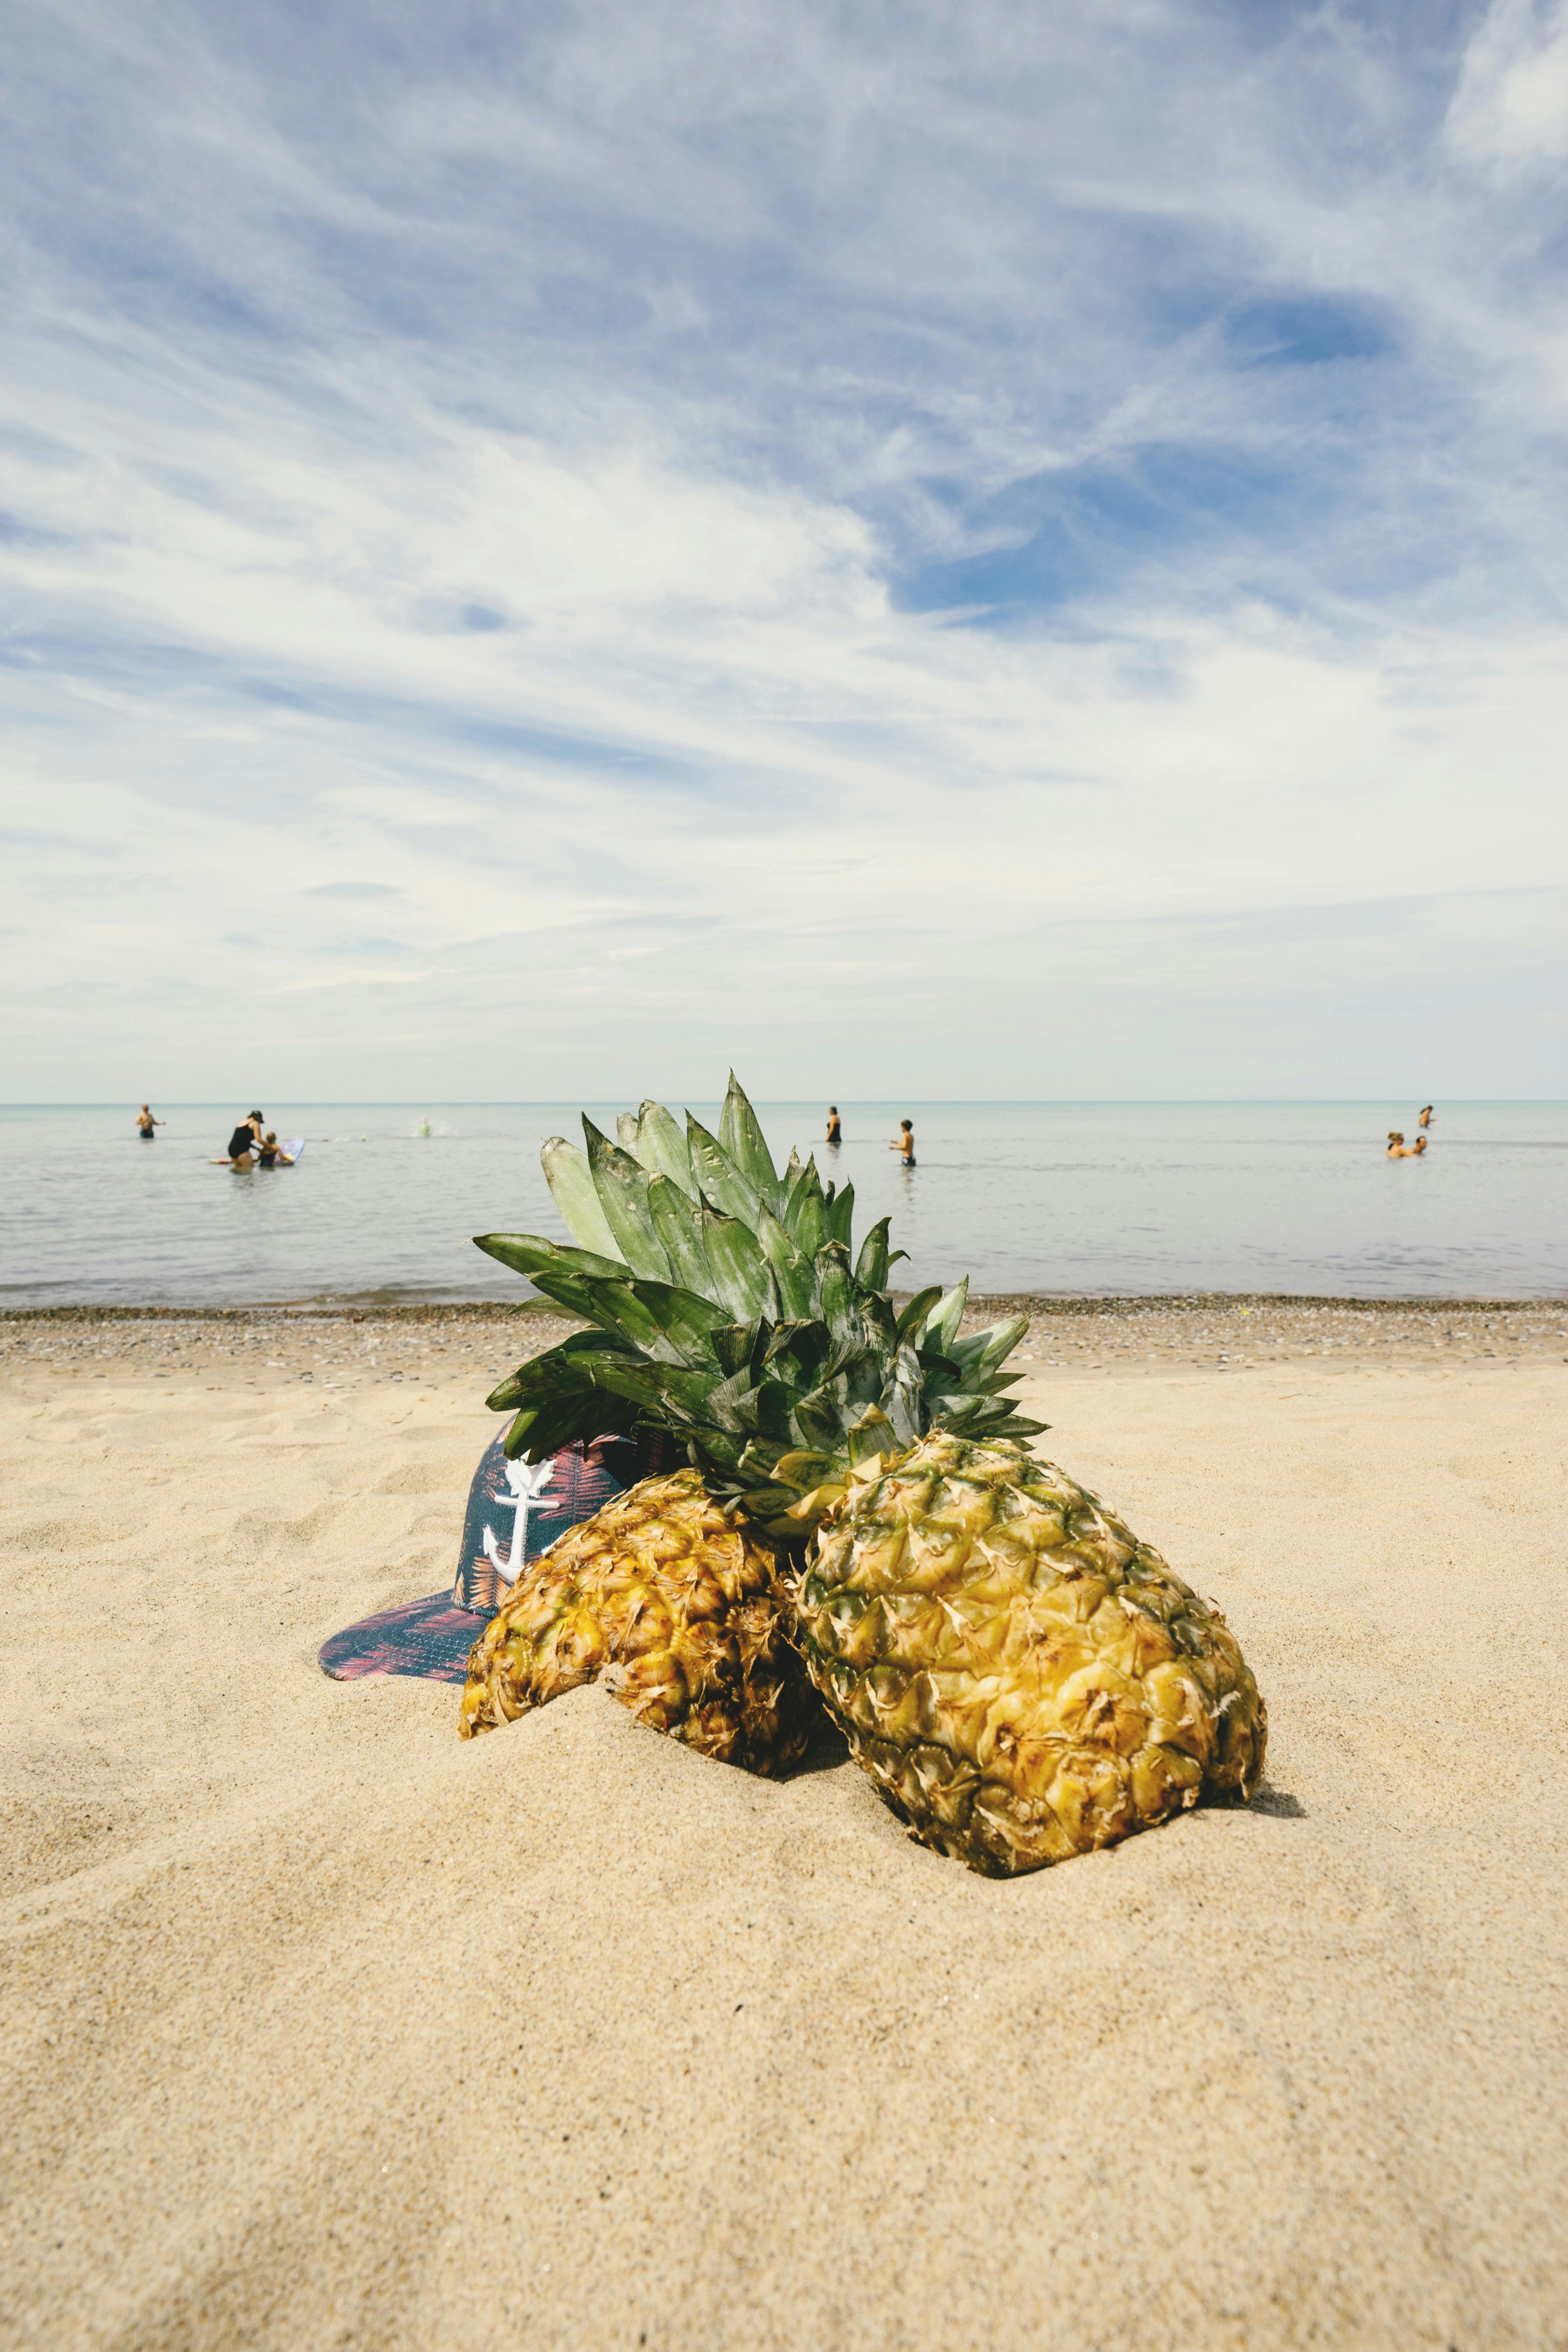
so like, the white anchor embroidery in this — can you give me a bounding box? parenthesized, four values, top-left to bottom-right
(481, 1456, 557, 1588)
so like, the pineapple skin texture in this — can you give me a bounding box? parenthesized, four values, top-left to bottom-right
(458, 1469, 816, 1776)
(791, 1433, 1267, 1876)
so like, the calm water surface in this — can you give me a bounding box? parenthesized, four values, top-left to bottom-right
(3, 1102, 1565, 1307)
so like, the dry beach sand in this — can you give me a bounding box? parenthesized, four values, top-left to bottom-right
(2, 1304, 1566, 2351)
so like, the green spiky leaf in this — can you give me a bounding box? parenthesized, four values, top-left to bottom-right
(925, 1278, 969, 1353)
(634, 1100, 697, 1198)
(628, 1280, 726, 1367)
(645, 1175, 712, 1296)
(701, 1203, 772, 1321)
(895, 1286, 945, 1345)
(814, 1242, 862, 1354)
(541, 1137, 624, 1261)
(718, 1072, 784, 1215)
(853, 1215, 894, 1294)
(781, 1155, 819, 1243)
(473, 1232, 628, 1284)
(685, 1116, 759, 1223)
(711, 1319, 764, 1379)
(756, 1209, 815, 1320)
(583, 1121, 671, 1282)
(823, 1178, 854, 1252)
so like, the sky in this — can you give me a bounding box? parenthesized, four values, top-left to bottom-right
(2, 0, 1566, 1103)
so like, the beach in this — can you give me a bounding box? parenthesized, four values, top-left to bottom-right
(3, 1307, 1566, 2350)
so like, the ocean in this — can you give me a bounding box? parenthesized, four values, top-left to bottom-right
(3, 1100, 1565, 1309)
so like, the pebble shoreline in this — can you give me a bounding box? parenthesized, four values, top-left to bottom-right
(3, 1294, 1564, 1390)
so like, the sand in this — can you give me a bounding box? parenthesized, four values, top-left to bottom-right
(2, 1315, 1566, 2350)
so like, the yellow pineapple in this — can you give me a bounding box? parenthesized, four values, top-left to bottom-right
(790, 1431, 1265, 1874)
(459, 1468, 813, 1774)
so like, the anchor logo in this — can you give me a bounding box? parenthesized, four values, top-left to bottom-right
(481, 1456, 557, 1589)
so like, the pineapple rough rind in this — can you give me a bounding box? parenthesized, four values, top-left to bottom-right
(789, 1432, 1266, 1876)
(458, 1469, 816, 1775)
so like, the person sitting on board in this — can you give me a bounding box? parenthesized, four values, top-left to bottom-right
(223, 1112, 266, 1168)
(257, 1131, 295, 1168)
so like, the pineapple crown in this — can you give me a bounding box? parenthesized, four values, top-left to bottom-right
(474, 1074, 1043, 1536)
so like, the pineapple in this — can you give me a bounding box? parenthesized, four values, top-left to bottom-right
(460, 1074, 1030, 1774)
(465, 1074, 1267, 1867)
(459, 1467, 812, 1775)
(460, 1074, 1035, 1775)
(792, 1432, 1265, 1875)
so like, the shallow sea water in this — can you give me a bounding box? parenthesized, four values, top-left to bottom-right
(2, 1100, 1564, 1307)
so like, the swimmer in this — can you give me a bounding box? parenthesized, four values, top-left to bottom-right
(135, 1104, 164, 1137)
(888, 1118, 916, 1167)
(825, 1105, 842, 1146)
(1386, 1131, 1425, 1160)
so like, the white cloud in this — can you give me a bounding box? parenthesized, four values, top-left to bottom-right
(1, 0, 1565, 1100)
(1447, 0, 1568, 172)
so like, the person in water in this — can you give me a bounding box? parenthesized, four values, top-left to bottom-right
(1386, 1131, 1427, 1159)
(825, 1105, 842, 1146)
(1418, 1105, 1435, 1129)
(257, 1131, 295, 1168)
(135, 1104, 164, 1137)
(224, 1111, 265, 1168)
(889, 1118, 916, 1167)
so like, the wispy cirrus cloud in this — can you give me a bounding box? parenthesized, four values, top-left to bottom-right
(1, 0, 1564, 1099)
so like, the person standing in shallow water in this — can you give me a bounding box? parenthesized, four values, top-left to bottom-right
(889, 1118, 916, 1167)
(1418, 1105, 1435, 1129)
(134, 1104, 163, 1138)
(825, 1106, 842, 1146)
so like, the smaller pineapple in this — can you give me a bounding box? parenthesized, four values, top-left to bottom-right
(459, 1467, 815, 1776)
(460, 1071, 1039, 1777)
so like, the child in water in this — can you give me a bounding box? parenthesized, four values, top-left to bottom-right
(888, 1119, 916, 1167)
